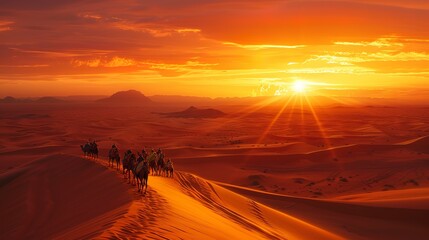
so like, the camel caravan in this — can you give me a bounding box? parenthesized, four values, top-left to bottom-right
(81, 141, 174, 194)
(80, 141, 99, 158)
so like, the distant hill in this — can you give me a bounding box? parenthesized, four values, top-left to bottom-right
(150, 95, 213, 104)
(36, 96, 65, 103)
(159, 106, 226, 118)
(0, 96, 18, 103)
(61, 95, 107, 102)
(0, 96, 32, 103)
(97, 90, 152, 104)
(0, 96, 65, 103)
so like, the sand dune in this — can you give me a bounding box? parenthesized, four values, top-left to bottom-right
(0, 154, 131, 239)
(399, 135, 429, 154)
(99, 171, 343, 240)
(334, 188, 429, 209)
(216, 182, 429, 240)
(173, 135, 429, 164)
(3, 152, 427, 239)
(0, 153, 343, 240)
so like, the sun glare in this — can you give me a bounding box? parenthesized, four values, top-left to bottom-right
(292, 80, 307, 93)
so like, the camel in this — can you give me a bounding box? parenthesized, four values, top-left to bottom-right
(90, 141, 98, 158)
(157, 152, 165, 176)
(164, 159, 174, 178)
(122, 150, 130, 176)
(122, 150, 135, 183)
(133, 160, 149, 193)
(80, 143, 91, 157)
(147, 150, 158, 175)
(108, 145, 120, 170)
(80, 141, 98, 158)
(129, 154, 137, 185)
(80, 144, 173, 195)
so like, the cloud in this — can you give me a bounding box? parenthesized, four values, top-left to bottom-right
(334, 38, 403, 48)
(307, 51, 429, 65)
(0, 64, 49, 68)
(223, 42, 306, 50)
(0, 21, 13, 31)
(1, 0, 429, 97)
(176, 28, 201, 33)
(285, 67, 375, 74)
(143, 60, 218, 77)
(171, 1, 429, 45)
(72, 57, 137, 67)
(0, 0, 78, 10)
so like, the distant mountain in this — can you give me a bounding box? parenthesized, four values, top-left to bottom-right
(97, 90, 152, 104)
(61, 95, 108, 102)
(0, 96, 18, 103)
(36, 96, 65, 103)
(0, 96, 32, 103)
(150, 95, 213, 104)
(159, 106, 226, 118)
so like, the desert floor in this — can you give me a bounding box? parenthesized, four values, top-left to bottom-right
(1, 101, 429, 239)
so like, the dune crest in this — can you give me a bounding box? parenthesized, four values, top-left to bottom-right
(99, 171, 342, 240)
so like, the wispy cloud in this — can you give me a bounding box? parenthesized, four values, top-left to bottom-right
(0, 21, 14, 31)
(285, 67, 375, 74)
(307, 52, 429, 65)
(0, 64, 49, 68)
(72, 57, 137, 67)
(10, 48, 114, 57)
(334, 38, 403, 48)
(223, 42, 306, 50)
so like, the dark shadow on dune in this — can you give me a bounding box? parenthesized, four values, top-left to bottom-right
(0, 154, 131, 239)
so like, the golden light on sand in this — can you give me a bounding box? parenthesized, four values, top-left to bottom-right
(292, 80, 307, 93)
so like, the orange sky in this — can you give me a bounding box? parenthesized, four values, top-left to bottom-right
(0, 0, 428, 99)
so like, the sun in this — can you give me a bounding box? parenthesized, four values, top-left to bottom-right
(292, 80, 307, 93)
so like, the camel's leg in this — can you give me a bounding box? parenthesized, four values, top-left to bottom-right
(141, 179, 144, 193)
(136, 177, 140, 192)
(128, 171, 131, 183)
